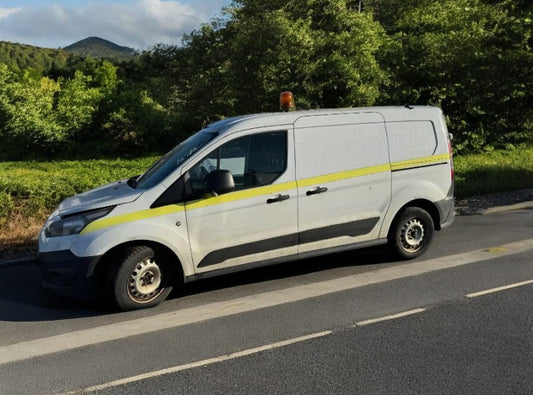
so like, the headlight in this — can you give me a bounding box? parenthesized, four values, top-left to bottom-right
(45, 207, 114, 238)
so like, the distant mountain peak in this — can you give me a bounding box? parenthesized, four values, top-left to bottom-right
(63, 37, 135, 59)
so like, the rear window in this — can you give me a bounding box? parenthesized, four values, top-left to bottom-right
(387, 121, 438, 162)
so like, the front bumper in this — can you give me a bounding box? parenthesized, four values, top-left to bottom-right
(39, 250, 102, 301)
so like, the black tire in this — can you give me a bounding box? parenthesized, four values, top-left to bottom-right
(107, 246, 173, 311)
(388, 207, 434, 260)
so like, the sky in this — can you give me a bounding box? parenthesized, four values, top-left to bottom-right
(0, 0, 232, 50)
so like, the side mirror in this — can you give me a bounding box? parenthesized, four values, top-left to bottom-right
(205, 169, 235, 196)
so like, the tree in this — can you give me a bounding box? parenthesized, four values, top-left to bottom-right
(371, 0, 533, 152)
(56, 71, 102, 138)
(169, 0, 387, 127)
(0, 65, 103, 158)
(3, 70, 63, 151)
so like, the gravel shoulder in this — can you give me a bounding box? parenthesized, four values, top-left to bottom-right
(454, 188, 533, 215)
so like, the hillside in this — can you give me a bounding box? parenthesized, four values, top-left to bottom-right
(0, 41, 75, 73)
(63, 37, 136, 59)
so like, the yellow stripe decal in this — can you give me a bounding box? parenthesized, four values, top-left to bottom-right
(391, 153, 449, 171)
(81, 154, 449, 235)
(80, 204, 185, 235)
(296, 163, 391, 189)
(185, 181, 298, 210)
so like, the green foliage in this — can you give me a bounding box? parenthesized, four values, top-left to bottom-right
(99, 88, 170, 154)
(56, 71, 102, 136)
(372, 0, 533, 153)
(0, 0, 532, 158)
(1, 66, 63, 150)
(0, 41, 75, 74)
(0, 58, 175, 159)
(175, 0, 386, 123)
(0, 64, 102, 157)
(94, 60, 121, 96)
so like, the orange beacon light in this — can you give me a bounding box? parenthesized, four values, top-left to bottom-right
(280, 91, 295, 112)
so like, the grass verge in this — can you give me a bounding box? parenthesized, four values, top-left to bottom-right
(454, 147, 533, 198)
(0, 157, 157, 259)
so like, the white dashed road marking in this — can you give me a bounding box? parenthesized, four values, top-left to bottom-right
(466, 279, 533, 298)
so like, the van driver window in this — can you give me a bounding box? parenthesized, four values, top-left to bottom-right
(188, 131, 287, 199)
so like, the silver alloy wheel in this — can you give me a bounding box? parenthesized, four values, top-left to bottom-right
(128, 258, 163, 302)
(400, 218, 425, 252)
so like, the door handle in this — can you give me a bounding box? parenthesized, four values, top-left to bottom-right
(267, 194, 290, 204)
(306, 186, 328, 196)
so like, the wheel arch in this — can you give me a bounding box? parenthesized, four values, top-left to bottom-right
(381, 197, 442, 239)
(398, 199, 441, 231)
(92, 240, 185, 296)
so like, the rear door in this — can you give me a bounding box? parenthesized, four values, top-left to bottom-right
(294, 112, 391, 254)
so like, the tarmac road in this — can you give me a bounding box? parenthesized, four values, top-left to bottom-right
(0, 206, 532, 394)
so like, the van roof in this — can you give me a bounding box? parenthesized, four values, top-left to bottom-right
(204, 106, 442, 136)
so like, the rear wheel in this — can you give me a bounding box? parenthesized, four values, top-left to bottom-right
(388, 207, 434, 260)
(107, 246, 173, 310)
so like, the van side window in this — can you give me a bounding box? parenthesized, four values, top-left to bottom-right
(188, 131, 287, 199)
(387, 121, 438, 162)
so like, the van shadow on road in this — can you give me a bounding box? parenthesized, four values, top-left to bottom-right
(0, 246, 393, 323)
(0, 262, 102, 322)
(169, 245, 395, 301)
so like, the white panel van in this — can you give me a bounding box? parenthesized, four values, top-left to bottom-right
(39, 106, 454, 310)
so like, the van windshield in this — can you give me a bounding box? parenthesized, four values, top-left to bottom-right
(135, 131, 218, 189)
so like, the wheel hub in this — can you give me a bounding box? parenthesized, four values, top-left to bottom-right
(401, 219, 425, 250)
(128, 258, 162, 301)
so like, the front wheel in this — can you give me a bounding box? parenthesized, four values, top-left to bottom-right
(107, 246, 173, 310)
(388, 207, 434, 260)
